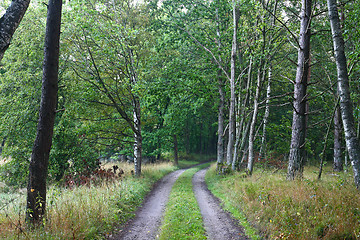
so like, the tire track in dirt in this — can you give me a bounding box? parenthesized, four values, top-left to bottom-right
(109, 169, 186, 240)
(193, 168, 250, 240)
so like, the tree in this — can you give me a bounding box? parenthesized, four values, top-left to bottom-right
(287, 0, 312, 180)
(333, 105, 343, 171)
(69, 0, 152, 176)
(226, 0, 238, 165)
(327, 0, 360, 187)
(26, 0, 62, 225)
(0, 0, 31, 62)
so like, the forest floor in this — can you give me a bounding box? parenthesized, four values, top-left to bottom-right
(109, 164, 249, 240)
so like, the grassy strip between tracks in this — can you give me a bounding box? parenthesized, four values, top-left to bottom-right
(158, 163, 211, 240)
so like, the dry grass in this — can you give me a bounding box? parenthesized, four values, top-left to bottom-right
(207, 164, 360, 240)
(0, 162, 176, 239)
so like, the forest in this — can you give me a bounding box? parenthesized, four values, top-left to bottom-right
(1, 0, 360, 239)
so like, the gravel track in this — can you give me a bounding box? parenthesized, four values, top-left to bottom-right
(193, 168, 250, 240)
(109, 165, 250, 239)
(109, 169, 186, 240)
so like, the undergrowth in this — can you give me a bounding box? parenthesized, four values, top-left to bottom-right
(0, 162, 176, 239)
(158, 163, 210, 240)
(206, 163, 360, 240)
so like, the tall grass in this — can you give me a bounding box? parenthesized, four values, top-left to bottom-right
(206, 164, 360, 240)
(0, 162, 176, 239)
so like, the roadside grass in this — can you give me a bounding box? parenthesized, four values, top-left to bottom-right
(158, 163, 211, 240)
(206, 163, 360, 240)
(0, 162, 176, 239)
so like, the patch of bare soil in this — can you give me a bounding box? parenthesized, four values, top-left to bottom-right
(108, 169, 186, 240)
(193, 168, 250, 240)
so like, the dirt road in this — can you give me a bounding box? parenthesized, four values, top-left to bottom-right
(109, 169, 186, 240)
(193, 168, 250, 240)
(110, 166, 250, 239)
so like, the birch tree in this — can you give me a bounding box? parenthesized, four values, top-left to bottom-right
(327, 0, 360, 187)
(226, 0, 239, 165)
(287, 0, 312, 180)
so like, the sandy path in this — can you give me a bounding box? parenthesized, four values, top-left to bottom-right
(193, 168, 250, 240)
(109, 169, 186, 240)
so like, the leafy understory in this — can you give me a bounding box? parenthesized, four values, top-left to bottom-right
(206, 163, 360, 240)
(158, 163, 210, 240)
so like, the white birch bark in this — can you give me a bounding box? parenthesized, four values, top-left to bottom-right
(287, 0, 312, 180)
(216, 6, 225, 166)
(226, 1, 238, 165)
(232, 57, 252, 170)
(129, 48, 142, 176)
(247, 68, 261, 175)
(133, 97, 142, 176)
(333, 105, 343, 171)
(259, 68, 271, 161)
(327, 0, 360, 187)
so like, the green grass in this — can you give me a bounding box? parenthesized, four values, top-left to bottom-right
(0, 162, 176, 239)
(177, 159, 206, 169)
(158, 163, 210, 240)
(168, 153, 215, 169)
(206, 163, 360, 240)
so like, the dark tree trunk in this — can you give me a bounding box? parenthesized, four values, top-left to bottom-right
(0, 136, 7, 156)
(173, 134, 178, 166)
(26, 0, 62, 226)
(0, 0, 30, 62)
(327, 0, 360, 187)
(333, 105, 343, 171)
(287, 0, 312, 180)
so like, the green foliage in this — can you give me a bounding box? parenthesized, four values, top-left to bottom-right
(0, 2, 47, 187)
(49, 118, 98, 182)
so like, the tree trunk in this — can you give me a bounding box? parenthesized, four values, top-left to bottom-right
(128, 46, 142, 176)
(226, 1, 239, 165)
(233, 119, 251, 170)
(327, 0, 360, 187)
(26, 0, 62, 226)
(133, 97, 142, 176)
(217, 73, 225, 165)
(259, 67, 271, 161)
(333, 105, 343, 171)
(247, 68, 262, 175)
(0, 0, 31, 62)
(287, 0, 311, 180)
(0, 136, 7, 156)
(232, 57, 252, 170)
(173, 134, 178, 166)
